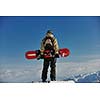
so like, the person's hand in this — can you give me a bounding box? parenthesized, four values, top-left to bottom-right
(55, 53, 59, 58)
(40, 54, 44, 59)
(37, 54, 44, 60)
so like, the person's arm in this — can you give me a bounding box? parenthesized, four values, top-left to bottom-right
(53, 38, 59, 54)
(40, 39, 45, 55)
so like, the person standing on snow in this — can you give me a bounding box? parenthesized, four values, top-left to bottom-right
(39, 30, 59, 82)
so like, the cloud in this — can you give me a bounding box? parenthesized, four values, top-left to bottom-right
(0, 54, 100, 82)
(57, 58, 100, 79)
(0, 66, 42, 83)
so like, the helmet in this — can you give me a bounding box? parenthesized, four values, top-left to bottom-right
(46, 30, 53, 34)
(46, 30, 54, 38)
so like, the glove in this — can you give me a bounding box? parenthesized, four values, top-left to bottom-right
(55, 53, 59, 58)
(40, 54, 44, 59)
(37, 54, 44, 60)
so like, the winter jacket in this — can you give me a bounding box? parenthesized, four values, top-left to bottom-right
(40, 34, 59, 55)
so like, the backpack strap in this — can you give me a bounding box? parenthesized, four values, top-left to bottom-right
(43, 36, 55, 46)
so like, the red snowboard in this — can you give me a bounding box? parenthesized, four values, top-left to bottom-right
(25, 48, 70, 60)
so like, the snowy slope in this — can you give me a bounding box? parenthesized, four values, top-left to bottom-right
(64, 71, 100, 83)
(50, 80, 75, 83)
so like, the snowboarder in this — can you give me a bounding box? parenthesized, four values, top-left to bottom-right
(39, 30, 59, 82)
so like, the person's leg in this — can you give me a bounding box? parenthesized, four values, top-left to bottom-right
(50, 58, 56, 81)
(41, 59, 49, 82)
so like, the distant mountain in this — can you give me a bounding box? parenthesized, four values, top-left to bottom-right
(64, 71, 100, 83)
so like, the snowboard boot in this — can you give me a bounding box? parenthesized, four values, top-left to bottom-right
(42, 79, 47, 82)
(51, 78, 56, 81)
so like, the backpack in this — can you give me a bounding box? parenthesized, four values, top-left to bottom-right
(43, 37, 55, 50)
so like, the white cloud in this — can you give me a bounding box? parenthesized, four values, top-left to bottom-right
(57, 58, 100, 79)
(0, 54, 100, 82)
(0, 66, 42, 82)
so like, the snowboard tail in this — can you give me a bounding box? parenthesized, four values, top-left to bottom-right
(25, 48, 70, 60)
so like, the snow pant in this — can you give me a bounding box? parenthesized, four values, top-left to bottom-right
(41, 58, 56, 81)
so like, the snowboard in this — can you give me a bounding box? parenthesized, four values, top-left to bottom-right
(25, 48, 70, 60)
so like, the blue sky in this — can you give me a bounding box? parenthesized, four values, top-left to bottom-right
(0, 16, 100, 82)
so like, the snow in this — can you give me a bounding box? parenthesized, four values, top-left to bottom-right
(32, 80, 75, 83)
(64, 71, 100, 83)
(50, 80, 75, 83)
